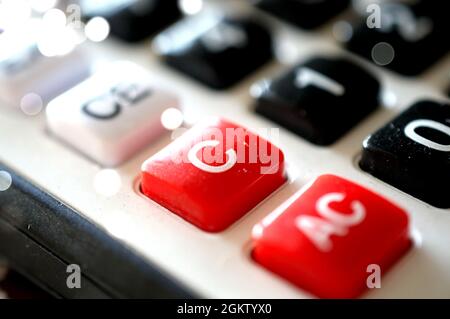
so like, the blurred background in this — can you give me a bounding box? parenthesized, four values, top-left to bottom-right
(0, 261, 49, 299)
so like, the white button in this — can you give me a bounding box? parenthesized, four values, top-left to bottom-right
(46, 61, 180, 167)
(0, 32, 90, 108)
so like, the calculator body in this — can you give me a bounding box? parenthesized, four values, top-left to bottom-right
(1, 0, 450, 298)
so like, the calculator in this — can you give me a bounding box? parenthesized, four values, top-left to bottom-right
(0, 0, 449, 298)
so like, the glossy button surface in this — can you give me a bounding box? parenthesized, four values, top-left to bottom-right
(141, 118, 286, 232)
(360, 100, 450, 208)
(345, 1, 449, 75)
(256, 0, 349, 29)
(154, 15, 273, 89)
(46, 61, 178, 167)
(0, 29, 90, 107)
(252, 174, 411, 298)
(255, 56, 380, 145)
(82, 0, 181, 42)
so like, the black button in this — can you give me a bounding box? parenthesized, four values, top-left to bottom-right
(254, 56, 380, 145)
(360, 100, 450, 208)
(154, 15, 273, 90)
(82, 0, 181, 43)
(255, 0, 349, 29)
(345, 1, 449, 75)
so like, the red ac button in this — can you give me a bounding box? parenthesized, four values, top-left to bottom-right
(252, 174, 411, 298)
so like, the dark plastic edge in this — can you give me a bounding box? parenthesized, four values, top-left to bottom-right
(0, 161, 197, 298)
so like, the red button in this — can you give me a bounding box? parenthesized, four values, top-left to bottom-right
(141, 118, 286, 232)
(252, 174, 411, 298)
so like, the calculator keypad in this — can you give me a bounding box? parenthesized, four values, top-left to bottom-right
(252, 174, 411, 298)
(360, 100, 450, 208)
(2, 0, 448, 299)
(46, 61, 179, 167)
(255, 57, 380, 145)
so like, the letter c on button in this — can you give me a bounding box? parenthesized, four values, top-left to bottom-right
(188, 140, 237, 173)
(316, 192, 366, 227)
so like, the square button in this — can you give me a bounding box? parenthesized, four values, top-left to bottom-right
(252, 175, 411, 298)
(153, 15, 273, 89)
(254, 57, 380, 145)
(82, 0, 181, 42)
(46, 61, 179, 167)
(360, 100, 450, 208)
(141, 118, 286, 232)
(345, 1, 449, 75)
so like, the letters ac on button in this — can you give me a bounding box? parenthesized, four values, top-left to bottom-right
(252, 175, 411, 298)
(140, 118, 286, 232)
